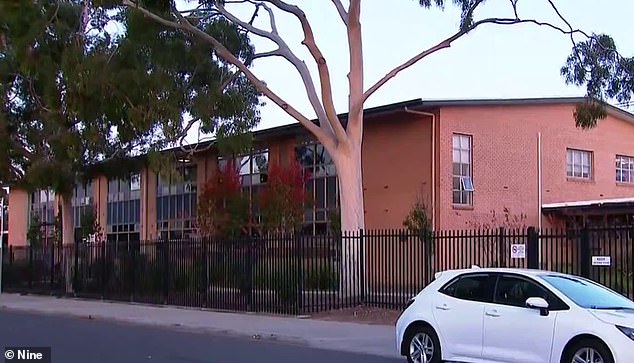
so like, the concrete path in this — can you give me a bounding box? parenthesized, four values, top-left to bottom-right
(0, 293, 399, 359)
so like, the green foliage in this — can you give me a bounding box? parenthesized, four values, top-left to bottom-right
(403, 194, 432, 233)
(79, 207, 102, 241)
(403, 194, 433, 254)
(26, 215, 43, 248)
(561, 34, 633, 128)
(0, 0, 261, 195)
(328, 208, 341, 235)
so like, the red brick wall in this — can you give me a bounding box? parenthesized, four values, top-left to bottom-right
(437, 104, 634, 231)
(362, 114, 433, 230)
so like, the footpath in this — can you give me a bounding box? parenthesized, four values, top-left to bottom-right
(0, 293, 399, 359)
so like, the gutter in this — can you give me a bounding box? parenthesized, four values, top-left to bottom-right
(404, 107, 436, 231)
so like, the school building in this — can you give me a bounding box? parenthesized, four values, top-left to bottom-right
(6, 96, 634, 246)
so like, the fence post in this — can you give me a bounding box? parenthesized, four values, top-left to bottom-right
(101, 241, 106, 299)
(73, 241, 79, 295)
(129, 241, 135, 302)
(497, 227, 506, 268)
(163, 241, 169, 305)
(28, 245, 33, 289)
(424, 230, 433, 285)
(204, 239, 209, 308)
(579, 227, 591, 279)
(359, 229, 366, 306)
(50, 242, 55, 294)
(297, 233, 304, 314)
(526, 227, 539, 269)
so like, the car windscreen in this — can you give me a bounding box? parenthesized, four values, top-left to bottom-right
(540, 274, 634, 309)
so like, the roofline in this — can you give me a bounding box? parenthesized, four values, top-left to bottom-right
(417, 96, 589, 108)
(10, 96, 630, 187)
(407, 96, 634, 124)
(542, 197, 634, 211)
(145, 96, 634, 155)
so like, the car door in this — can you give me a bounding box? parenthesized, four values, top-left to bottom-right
(432, 272, 495, 362)
(481, 273, 564, 363)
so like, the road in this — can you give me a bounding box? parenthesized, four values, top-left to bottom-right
(0, 310, 401, 363)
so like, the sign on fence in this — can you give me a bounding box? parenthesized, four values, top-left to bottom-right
(592, 256, 611, 266)
(511, 244, 526, 259)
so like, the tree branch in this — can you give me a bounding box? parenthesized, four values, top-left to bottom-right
(215, 1, 336, 140)
(261, 0, 347, 143)
(121, 0, 336, 151)
(178, 117, 201, 155)
(346, 0, 364, 144)
(218, 70, 242, 92)
(509, 0, 519, 19)
(363, 10, 602, 103)
(331, 0, 348, 26)
(251, 48, 282, 60)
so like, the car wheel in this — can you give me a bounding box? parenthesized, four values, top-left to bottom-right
(564, 339, 614, 363)
(404, 325, 441, 363)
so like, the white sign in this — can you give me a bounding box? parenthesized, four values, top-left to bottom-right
(511, 244, 526, 259)
(592, 256, 611, 266)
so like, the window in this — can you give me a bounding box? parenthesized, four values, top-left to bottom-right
(108, 174, 142, 244)
(296, 141, 339, 235)
(452, 134, 474, 205)
(440, 273, 492, 303)
(28, 189, 56, 245)
(72, 182, 94, 242)
(541, 274, 634, 309)
(130, 173, 141, 191)
(156, 164, 197, 240)
(494, 274, 568, 310)
(616, 155, 634, 184)
(566, 148, 592, 179)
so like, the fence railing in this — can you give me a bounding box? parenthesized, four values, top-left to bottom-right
(1, 226, 632, 314)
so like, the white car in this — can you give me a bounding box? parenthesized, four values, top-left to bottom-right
(395, 267, 634, 363)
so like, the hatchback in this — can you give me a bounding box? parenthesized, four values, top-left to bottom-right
(395, 267, 634, 363)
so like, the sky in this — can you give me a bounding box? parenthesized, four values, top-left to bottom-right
(177, 0, 633, 142)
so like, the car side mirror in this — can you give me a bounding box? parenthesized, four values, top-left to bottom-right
(526, 297, 550, 316)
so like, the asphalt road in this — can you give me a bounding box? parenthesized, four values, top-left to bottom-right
(0, 310, 401, 363)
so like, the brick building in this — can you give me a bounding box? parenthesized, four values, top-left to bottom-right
(6, 96, 634, 246)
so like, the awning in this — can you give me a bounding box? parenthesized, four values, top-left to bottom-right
(542, 197, 634, 213)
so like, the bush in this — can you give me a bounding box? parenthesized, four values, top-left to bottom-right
(303, 264, 338, 291)
(271, 261, 300, 306)
(249, 260, 339, 292)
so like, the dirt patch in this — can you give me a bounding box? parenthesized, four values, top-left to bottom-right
(309, 306, 400, 326)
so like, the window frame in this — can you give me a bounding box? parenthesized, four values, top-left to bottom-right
(156, 163, 198, 240)
(616, 154, 634, 184)
(438, 272, 495, 303)
(295, 141, 339, 235)
(452, 133, 474, 206)
(566, 148, 593, 180)
(491, 273, 570, 311)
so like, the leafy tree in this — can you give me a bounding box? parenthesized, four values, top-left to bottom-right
(197, 159, 250, 238)
(259, 160, 310, 234)
(0, 0, 261, 244)
(106, 0, 631, 296)
(106, 0, 632, 236)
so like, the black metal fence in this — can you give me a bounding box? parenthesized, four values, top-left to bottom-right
(1, 226, 632, 314)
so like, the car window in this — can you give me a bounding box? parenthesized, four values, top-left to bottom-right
(541, 274, 634, 309)
(494, 275, 567, 310)
(440, 274, 492, 303)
